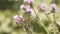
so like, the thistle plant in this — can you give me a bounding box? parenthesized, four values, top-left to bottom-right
(13, 0, 58, 34)
(50, 3, 58, 34)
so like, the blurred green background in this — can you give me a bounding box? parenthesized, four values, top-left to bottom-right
(0, 0, 60, 34)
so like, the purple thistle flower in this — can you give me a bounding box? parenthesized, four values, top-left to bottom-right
(50, 3, 57, 13)
(20, 4, 26, 10)
(19, 15, 25, 23)
(13, 15, 18, 19)
(13, 15, 20, 24)
(26, 7, 33, 13)
(26, 7, 33, 16)
(38, 4, 46, 12)
(13, 15, 25, 24)
(24, 0, 34, 4)
(50, 3, 56, 10)
(28, 0, 34, 4)
(24, 0, 28, 3)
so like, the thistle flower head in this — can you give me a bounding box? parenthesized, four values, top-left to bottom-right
(38, 4, 46, 12)
(20, 4, 26, 10)
(24, 0, 28, 3)
(28, 0, 34, 4)
(24, 0, 34, 4)
(50, 3, 57, 13)
(50, 3, 56, 10)
(19, 15, 25, 22)
(13, 15, 19, 20)
(13, 15, 25, 24)
(19, 15, 23, 19)
(26, 7, 33, 13)
(26, 7, 33, 16)
(13, 15, 20, 24)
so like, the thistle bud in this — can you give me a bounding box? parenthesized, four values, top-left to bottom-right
(38, 4, 46, 12)
(26, 7, 33, 16)
(20, 4, 26, 10)
(13, 15, 18, 19)
(50, 3, 57, 13)
(19, 15, 25, 23)
(13, 15, 20, 24)
(28, 0, 34, 4)
(24, 0, 34, 4)
(24, 0, 28, 3)
(50, 3, 56, 10)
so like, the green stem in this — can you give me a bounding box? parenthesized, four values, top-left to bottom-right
(45, 13, 51, 22)
(26, 16, 34, 34)
(36, 18, 49, 34)
(41, 23, 49, 34)
(33, 9, 39, 19)
(53, 13, 56, 34)
(54, 31, 56, 34)
(19, 23, 27, 34)
(28, 27, 34, 34)
(53, 13, 56, 23)
(33, 9, 49, 34)
(23, 25, 27, 33)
